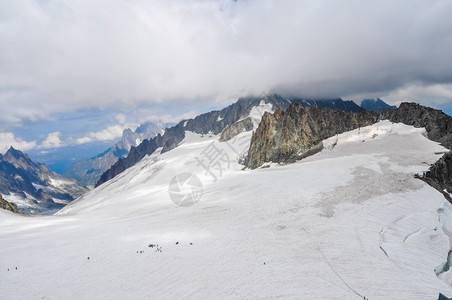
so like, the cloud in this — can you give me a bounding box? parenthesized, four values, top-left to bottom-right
(39, 131, 63, 149)
(76, 125, 129, 145)
(0, 132, 36, 154)
(0, 0, 451, 129)
(114, 113, 127, 125)
(383, 83, 452, 106)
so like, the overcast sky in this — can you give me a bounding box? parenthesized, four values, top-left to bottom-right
(1, 0, 452, 155)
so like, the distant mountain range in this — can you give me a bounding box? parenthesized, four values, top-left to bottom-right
(96, 95, 397, 187)
(292, 98, 365, 112)
(63, 121, 171, 187)
(360, 98, 397, 112)
(95, 94, 290, 187)
(0, 147, 87, 214)
(0, 96, 398, 214)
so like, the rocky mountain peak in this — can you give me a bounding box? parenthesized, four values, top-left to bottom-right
(3, 146, 38, 171)
(64, 121, 170, 187)
(382, 102, 452, 149)
(5, 146, 29, 161)
(246, 101, 452, 170)
(96, 95, 290, 187)
(246, 102, 380, 169)
(0, 147, 87, 214)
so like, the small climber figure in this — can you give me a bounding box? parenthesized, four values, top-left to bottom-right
(15, 267, 17, 270)
(87, 257, 90, 260)
(176, 242, 179, 245)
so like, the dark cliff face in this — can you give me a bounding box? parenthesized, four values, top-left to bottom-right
(382, 102, 452, 149)
(96, 97, 452, 189)
(420, 152, 452, 202)
(96, 137, 161, 187)
(246, 101, 452, 178)
(95, 94, 290, 187)
(246, 102, 380, 169)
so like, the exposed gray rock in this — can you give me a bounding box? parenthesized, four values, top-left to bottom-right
(246, 102, 380, 169)
(382, 102, 452, 149)
(96, 94, 289, 187)
(0, 193, 22, 214)
(419, 152, 452, 202)
(64, 121, 169, 187)
(0, 147, 87, 214)
(247, 101, 452, 169)
(220, 117, 254, 142)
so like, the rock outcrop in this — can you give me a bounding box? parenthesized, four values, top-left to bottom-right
(382, 102, 452, 149)
(0, 147, 87, 214)
(220, 117, 254, 142)
(0, 193, 22, 214)
(246, 101, 452, 169)
(64, 121, 169, 187)
(96, 94, 290, 187)
(246, 102, 380, 169)
(419, 152, 452, 202)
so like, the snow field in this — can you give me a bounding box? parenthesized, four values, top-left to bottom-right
(1, 120, 452, 299)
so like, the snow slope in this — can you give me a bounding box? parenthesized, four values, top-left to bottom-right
(1, 120, 452, 299)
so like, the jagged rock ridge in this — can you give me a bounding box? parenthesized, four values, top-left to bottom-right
(96, 94, 290, 187)
(246, 102, 380, 169)
(419, 152, 452, 202)
(0, 147, 87, 214)
(220, 117, 254, 142)
(246, 102, 452, 169)
(291, 98, 364, 113)
(381, 102, 452, 149)
(64, 121, 169, 187)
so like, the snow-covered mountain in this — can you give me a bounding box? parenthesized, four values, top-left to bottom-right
(246, 101, 452, 169)
(1, 101, 452, 298)
(63, 121, 170, 187)
(0, 147, 87, 214)
(95, 94, 289, 187)
(96, 95, 371, 188)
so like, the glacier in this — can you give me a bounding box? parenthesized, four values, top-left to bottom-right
(1, 119, 452, 299)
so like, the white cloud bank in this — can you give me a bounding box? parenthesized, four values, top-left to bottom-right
(0, 132, 36, 154)
(0, 0, 451, 129)
(39, 131, 63, 149)
(76, 125, 132, 145)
